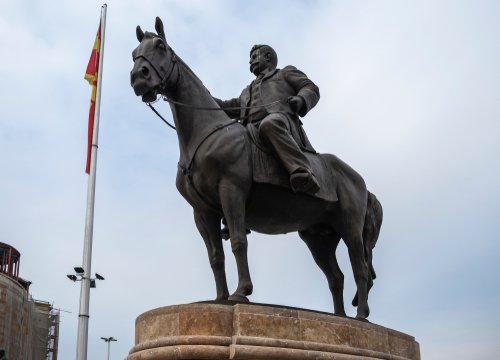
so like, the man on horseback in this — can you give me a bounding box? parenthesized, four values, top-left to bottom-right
(215, 44, 321, 194)
(131, 19, 381, 319)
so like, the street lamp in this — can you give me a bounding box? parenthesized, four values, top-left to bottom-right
(66, 267, 105, 288)
(100, 337, 117, 360)
(66, 266, 105, 360)
(95, 273, 105, 280)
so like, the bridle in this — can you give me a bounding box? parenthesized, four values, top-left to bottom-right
(133, 36, 179, 94)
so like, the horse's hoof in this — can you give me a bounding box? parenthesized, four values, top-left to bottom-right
(228, 294, 249, 303)
(334, 311, 347, 317)
(355, 316, 370, 323)
(356, 304, 370, 320)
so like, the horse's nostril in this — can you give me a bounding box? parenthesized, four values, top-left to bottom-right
(141, 66, 149, 76)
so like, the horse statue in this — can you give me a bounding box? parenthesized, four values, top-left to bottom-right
(130, 17, 383, 320)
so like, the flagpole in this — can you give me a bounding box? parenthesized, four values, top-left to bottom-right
(76, 4, 107, 360)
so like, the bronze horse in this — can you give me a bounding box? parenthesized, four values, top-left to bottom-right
(130, 17, 382, 319)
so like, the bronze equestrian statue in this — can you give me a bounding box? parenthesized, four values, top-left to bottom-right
(130, 17, 382, 320)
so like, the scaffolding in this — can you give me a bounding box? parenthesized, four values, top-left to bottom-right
(0, 243, 60, 359)
(47, 309, 60, 360)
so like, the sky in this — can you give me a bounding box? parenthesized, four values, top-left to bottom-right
(1, 0, 499, 359)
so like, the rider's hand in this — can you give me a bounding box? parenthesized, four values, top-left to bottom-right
(287, 96, 305, 114)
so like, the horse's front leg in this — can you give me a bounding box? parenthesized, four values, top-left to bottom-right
(220, 186, 253, 302)
(194, 210, 229, 301)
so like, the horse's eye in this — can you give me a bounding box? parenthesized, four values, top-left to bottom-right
(157, 41, 166, 50)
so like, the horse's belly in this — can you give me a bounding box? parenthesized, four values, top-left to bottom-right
(245, 183, 336, 234)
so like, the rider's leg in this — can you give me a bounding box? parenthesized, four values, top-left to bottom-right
(259, 113, 320, 194)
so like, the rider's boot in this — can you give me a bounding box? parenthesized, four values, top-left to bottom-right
(290, 168, 320, 194)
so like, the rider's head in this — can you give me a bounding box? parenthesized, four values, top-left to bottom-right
(249, 44, 277, 76)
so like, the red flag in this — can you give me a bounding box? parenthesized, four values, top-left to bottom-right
(84, 22, 101, 174)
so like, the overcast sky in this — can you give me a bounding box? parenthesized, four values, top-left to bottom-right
(1, 0, 499, 359)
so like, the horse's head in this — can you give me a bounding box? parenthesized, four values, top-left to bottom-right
(130, 17, 176, 102)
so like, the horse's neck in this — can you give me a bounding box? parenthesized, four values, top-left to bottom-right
(166, 58, 230, 167)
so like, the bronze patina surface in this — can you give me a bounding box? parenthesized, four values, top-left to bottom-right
(130, 17, 383, 320)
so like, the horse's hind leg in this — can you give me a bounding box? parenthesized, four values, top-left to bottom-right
(299, 229, 346, 316)
(352, 276, 374, 307)
(194, 210, 229, 301)
(353, 192, 382, 307)
(343, 227, 370, 319)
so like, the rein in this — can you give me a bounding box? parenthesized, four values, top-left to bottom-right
(147, 102, 177, 130)
(147, 96, 284, 131)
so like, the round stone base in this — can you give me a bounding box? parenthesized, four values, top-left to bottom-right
(127, 302, 420, 360)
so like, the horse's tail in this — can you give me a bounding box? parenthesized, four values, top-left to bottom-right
(353, 191, 383, 306)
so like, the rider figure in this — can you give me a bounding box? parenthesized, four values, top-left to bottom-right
(215, 44, 321, 194)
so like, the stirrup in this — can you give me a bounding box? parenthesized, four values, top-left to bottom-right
(290, 170, 320, 194)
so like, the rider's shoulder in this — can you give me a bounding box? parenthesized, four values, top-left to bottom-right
(281, 65, 298, 71)
(280, 65, 308, 77)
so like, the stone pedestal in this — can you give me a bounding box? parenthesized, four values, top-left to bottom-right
(126, 303, 420, 360)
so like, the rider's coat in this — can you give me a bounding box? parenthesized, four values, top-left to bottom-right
(214, 65, 319, 153)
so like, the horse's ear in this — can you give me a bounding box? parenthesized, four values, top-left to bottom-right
(155, 16, 166, 41)
(136, 26, 144, 42)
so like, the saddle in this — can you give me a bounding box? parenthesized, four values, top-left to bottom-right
(246, 124, 338, 202)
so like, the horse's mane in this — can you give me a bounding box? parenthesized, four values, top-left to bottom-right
(144, 31, 208, 90)
(173, 50, 211, 93)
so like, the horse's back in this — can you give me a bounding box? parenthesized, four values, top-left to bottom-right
(317, 153, 366, 190)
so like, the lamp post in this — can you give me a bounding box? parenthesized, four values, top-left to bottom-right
(67, 266, 105, 358)
(100, 337, 117, 360)
(67, 267, 105, 289)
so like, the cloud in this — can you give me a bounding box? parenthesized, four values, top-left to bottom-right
(1, 1, 499, 359)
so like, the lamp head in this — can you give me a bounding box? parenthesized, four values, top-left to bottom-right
(95, 273, 105, 280)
